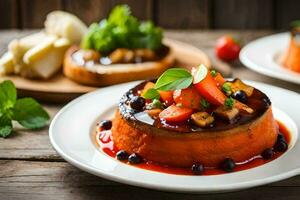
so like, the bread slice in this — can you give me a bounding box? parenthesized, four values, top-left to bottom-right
(63, 46, 175, 86)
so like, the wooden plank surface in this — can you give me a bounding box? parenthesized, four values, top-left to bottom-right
(1, 0, 300, 29)
(0, 0, 18, 29)
(212, 0, 274, 29)
(156, 0, 211, 29)
(1, 30, 300, 199)
(63, 0, 152, 26)
(1, 160, 300, 200)
(274, 0, 300, 30)
(20, 0, 62, 28)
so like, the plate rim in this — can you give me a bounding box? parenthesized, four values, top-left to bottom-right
(240, 32, 300, 85)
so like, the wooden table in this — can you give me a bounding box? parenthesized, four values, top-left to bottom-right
(0, 30, 300, 200)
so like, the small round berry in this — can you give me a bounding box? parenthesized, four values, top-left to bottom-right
(220, 158, 236, 172)
(99, 120, 112, 130)
(261, 148, 273, 159)
(262, 97, 271, 107)
(232, 90, 248, 104)
(116, 150, 129, 161)
(191, 164, 204, 175)
(274, 140, 288, 152)
(277, 134, 286, 142)
(130, 96, 145, 111)
(128, 153, 143, 164)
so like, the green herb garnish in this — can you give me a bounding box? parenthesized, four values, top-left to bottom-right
(81, 5, 163, 54)
(143, 68, 193, 100)
(200, 98, 210, 109)
(142, 88, 160, 100)
(146, 99, 162, 109)
(0, 80, 49, 138)
(290, 20, 300, 29)
(224, 97, 235, 108)
(222, 82, 232, 96)
(210, 70, 217, 77)
(154, 68, 193, 91)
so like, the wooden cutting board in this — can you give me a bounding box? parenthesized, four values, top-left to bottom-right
(0, 38, 212, 103)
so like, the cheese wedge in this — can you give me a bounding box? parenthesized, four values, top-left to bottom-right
(23, 37, 70, 79)
(0, 52, 15, 75)
(45, 11, 87, 44)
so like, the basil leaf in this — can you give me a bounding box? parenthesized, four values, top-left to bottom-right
(142, 88, 160, 100)
(0, 80, 17, 112)
(0, 114, 12, 138)
(12, 98, 50, 129)
(155, 68, 192, 91)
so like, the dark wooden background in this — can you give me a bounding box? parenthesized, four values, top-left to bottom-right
(1, 0, 300, 30)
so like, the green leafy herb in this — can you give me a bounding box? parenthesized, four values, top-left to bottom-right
(154, 68, 193, 91)
(222, 82, 232, 96)
(0, 80, 49, 138)
(12, 98, 49, 129)
(0, 80, 16, 113)
(200, 98, 210, 109)
(210, 70, 217, 77)
(290, 20, 300, 29)
(224, 97, 235, 108)
(81, 4, 163, 54)
(142, 88, 160, 100)
(146, 99, 162, 109)
(0, 114, 12, 138)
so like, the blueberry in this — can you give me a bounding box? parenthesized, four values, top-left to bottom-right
(232, 90, 248, 104)
(262, 97, 271, 107)
(99, 120, 112, 130)
(191, 164, 204, 175)
(261, 148, 273, 159)
(220, 158, 235, 172)
(277, 134, 286, 142)
(116, 150, 129, 161)
(130, 96, 145, 111)
(128, 153, 143, 164)
(274, 140, 288, 152)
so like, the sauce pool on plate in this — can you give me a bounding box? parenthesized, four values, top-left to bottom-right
(95, 120, 290, 176)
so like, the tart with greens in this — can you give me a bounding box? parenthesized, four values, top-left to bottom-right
(110, 65, 280, 170)
(63, 5, 174, 86)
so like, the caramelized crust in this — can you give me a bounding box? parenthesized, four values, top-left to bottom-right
(112, 108, 278, 167)
(63, 46, 174, 86)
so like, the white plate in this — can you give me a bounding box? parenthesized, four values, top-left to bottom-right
(49, 81, 300, 193)
(240, 32, 300, 84)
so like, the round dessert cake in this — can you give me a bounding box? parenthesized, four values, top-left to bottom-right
(111, 66, 278, 168)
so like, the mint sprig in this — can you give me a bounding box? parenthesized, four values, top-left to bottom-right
(0, 80, 49, 138)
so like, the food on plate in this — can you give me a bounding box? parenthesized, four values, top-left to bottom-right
(0, 11, 87, 79)
(95, 64, 289, 175)
(215, 35, 241, 62)
(44, 11, 87, 44)
(63, 5, 174, 86)
(283, 23, 300, 73)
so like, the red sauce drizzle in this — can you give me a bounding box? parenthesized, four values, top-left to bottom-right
(95, 120, 290, 175)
